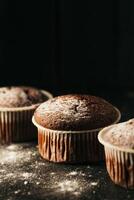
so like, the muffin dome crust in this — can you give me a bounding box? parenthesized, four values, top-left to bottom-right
(34, 94, 119, 131)
(100, 119, 134, 150)
(0, 86, 47, 108)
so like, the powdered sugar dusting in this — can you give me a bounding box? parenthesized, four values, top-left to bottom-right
(0, 144, 37, 164)
(0, 143, 131, 200)
(103, 119, 134, 149)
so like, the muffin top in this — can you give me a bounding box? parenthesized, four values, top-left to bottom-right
(100, 119, 134, 150)
(0, 86, 48, 108)
(34, 94, 119, 131)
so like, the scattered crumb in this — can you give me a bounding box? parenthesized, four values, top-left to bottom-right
(67, 171, 86, 177)
(24, 181, 28, 185)
(14, 189, 21, 194)
(0, 169, 6, 173)
(67, 171, 78, 176)
(73, 191, 81, 196)
(0, 146, 32, 164)
(57, 180, 79, 192)
(91, 182, 98, 186)
(80, 172, 85, 176)
(7, 145, 19, 151)
(27, 191, 31, 195)
(50, 172, 55, 175)
(22, 172, 32, 179)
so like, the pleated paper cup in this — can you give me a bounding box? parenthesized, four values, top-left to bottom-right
(98, 126, 134, 189)
(32, 107, 121, 163)
(0, 90, 53, 145)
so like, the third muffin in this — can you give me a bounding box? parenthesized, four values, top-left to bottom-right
(98, 119, 134, 189)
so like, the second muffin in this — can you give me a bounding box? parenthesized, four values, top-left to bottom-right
(33, 94, 121, 163)
(0, 86, 53, 144)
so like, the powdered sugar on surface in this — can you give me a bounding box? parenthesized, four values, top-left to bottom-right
(0, 143, 133, 200)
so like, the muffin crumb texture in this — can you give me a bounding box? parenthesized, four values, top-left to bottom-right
(102, 119, 134, 149)
(34, 94, 119, 131)
(0, 86, 47, 108)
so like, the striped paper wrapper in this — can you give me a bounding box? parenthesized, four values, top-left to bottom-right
(0, 108, 37, 144)
(38, 128, 104, 163)
(0, 90, 53, 145)
(32, 117, 107, 163)
(105, 147, 134, 189)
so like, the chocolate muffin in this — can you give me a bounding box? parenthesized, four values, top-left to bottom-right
(0, 86, 53, 144)
(33, 94, 121, 163)
(98, 119, 134, 189)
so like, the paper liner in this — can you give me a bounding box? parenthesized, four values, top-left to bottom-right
(105, 147, 134, 189)
(0, 90, 53, 144)
(0, 109, 36, 144)
(37, 127, 104, 163)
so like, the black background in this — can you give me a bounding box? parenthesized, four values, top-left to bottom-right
(1, 1, 134, 96)
(0, 2, 134, 200)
